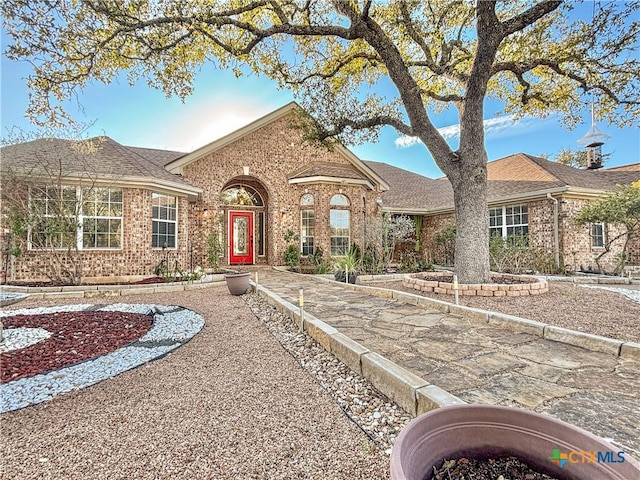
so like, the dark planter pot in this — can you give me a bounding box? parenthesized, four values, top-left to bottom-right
(224, 272, 251, 296)
(334, 271, 357, 284)
(390, 404, 639, 480)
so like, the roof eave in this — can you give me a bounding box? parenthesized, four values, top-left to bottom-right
(17, 172, 203, 198)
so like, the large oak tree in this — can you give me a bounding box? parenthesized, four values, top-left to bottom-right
(3, 0, 639, 283)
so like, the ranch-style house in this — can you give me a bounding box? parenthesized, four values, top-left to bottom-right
(1, 103, 639, 283)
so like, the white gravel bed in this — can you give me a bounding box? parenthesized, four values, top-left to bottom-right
(2, 289, 390, 479)
(0, 327, 52, 353)
(244, 292, 412, 455)
(0, 304, 204, 413)
(580, 284, 640, 304)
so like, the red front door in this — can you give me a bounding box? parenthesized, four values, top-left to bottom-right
(229, 211, 254, 265)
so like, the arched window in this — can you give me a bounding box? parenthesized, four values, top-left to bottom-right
(330, 194, 350, 256)
(330, 194, 350, 206)
(300, 194, 315, 256)
(220, 185, 264, 206)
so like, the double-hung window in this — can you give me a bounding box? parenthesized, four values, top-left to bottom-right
(28, 186, 123, 250)
(81, 188, 123, 248)
(152, 193, 178, 248)
(330, 194, 350, 256)
(591, 223, 605, 248)
(300, 193, 315, 256)
(489, 204, 529, 241)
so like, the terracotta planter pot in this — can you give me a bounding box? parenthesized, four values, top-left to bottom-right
(224, 272, 251, 296)
(390, 404, 639, 480)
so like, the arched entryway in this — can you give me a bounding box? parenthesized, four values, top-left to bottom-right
(220, 178, 269, 265)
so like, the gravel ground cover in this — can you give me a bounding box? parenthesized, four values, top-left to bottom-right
(1, 310, 152, 383)
(1, 288, 391, 479)
(383, 281, 640, 343)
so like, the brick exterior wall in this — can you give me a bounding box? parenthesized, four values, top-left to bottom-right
(181, 114, 381, 269)
(419, 196, 637, 273)
(558, 197, 629, 272)
(420, 213, 456, 266)
(2, 188, 192, 283)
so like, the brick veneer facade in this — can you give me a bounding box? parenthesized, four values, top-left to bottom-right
(181, 114, 382, 268)
(2, 189, 192, 282)
(418, 195, 638, 273)
(2, 107, 637, 283)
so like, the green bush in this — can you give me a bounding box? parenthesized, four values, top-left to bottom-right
(284, 244, 301, 268)
(489, 234, 557, 274)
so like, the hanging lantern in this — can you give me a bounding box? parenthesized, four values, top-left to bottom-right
(577, 104, 611, 170)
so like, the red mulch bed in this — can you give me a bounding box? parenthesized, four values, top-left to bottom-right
(1, 311, 153, 383)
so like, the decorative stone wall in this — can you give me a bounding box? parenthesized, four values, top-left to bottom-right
(404, 271, 549, 296)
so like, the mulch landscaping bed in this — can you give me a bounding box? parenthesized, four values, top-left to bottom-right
(430, 456, 558, 480)
(1, 310, 152, 383)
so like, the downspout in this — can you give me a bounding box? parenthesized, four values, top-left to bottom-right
(547, 193, 560, 268)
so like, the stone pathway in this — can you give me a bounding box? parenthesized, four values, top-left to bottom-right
(258, 269, 640, 456)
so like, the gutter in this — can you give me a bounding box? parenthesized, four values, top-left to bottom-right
(547, 193, 560, 268)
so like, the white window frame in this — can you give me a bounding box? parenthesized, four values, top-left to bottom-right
(330, 194, 351, 256)
(28, 185, 123, 251)
(80, 187, 123, 249)
(301, 209, 315, 256)
(300, 194, 315, 256)
(591, 222, 606, 248)
(152, 193, 178, 249)
(489, 204, 529, 239)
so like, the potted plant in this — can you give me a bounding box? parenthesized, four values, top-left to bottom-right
(224, 267, 251, 295)
(390, 404, 640, 480)
(334, 243, 361, 284)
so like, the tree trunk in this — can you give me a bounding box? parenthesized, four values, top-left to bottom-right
(449, 153, 490, 284)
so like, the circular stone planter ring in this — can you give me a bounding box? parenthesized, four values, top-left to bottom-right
(390, 404, 640, 480)
(404, 272, 548, 297)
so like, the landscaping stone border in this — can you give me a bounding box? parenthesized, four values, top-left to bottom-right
(0, 275, 226, 300)
(403, 271, 549, 297)
(253, 280, 465, 417)
(259, 269, 640, 417)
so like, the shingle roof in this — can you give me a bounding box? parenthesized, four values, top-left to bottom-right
(491, 153, 640, 190)
(604, 163, 640, 172)
(365, 154, 640, 213)
(1, 137, 200, 194)
(127, 146, 186, 167)
(289, 162, 368, 181)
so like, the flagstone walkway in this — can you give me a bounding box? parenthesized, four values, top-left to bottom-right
(257, 269, 640, 456)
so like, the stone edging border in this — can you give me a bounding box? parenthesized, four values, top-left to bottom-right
(0, 304, 204, 413)
(259, 268, 640, 417)
(0, 278, 226, 300)
(403, 271, 548, 297)
(252, 281, 465, 417)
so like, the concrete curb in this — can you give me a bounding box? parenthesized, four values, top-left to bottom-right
(253, 281, 466, 417)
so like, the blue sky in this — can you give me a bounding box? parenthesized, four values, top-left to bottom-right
(1, 12, 638, 180)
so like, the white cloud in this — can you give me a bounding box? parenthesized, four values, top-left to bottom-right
(395, 114, 540, 148)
